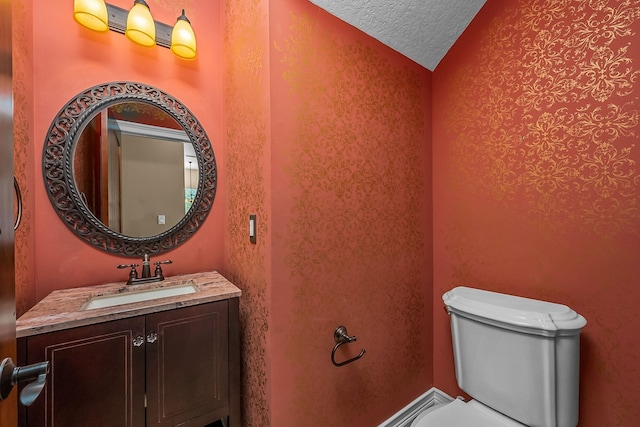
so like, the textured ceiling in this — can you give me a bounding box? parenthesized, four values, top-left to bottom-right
(308, 0, 487, 71)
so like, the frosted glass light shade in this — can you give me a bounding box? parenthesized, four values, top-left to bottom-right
(74, 0, 109, 32)
(125, 0, 156, 47)
(171, 10, 197, 60)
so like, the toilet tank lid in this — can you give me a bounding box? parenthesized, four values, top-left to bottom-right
(443, 287, 587, 336)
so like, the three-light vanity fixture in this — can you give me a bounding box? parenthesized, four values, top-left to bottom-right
(73, 0, 197, 60)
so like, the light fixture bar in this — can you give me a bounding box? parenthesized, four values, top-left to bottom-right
(105, 3, 172, 48)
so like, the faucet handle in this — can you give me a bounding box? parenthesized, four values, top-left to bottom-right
(117, 263, 139, 281)
(153, 260, 172, 279)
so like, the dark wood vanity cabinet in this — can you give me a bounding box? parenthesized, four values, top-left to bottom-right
(146, 302, 230, 427)
(18, 299, 240, 427)
(20, 316, 146, 426)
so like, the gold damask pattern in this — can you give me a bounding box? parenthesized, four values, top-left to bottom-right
(443, 0, 640, 239)
(277, 12, 429, 426)
(223, 1, 270, 426)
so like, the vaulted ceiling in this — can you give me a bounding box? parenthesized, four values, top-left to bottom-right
(308, 0, 487, 71)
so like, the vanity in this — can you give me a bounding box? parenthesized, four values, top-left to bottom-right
(15, 81, 235, 425)
(16, 271, 241, 427)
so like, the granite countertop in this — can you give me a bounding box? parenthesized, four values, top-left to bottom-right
(16, 271, 241, 339)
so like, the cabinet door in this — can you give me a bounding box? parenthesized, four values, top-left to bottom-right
(146, 301, 229, 427)
(23, 317, 146, 427)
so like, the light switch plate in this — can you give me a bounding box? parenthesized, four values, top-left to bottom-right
(249, 214, 257, 244)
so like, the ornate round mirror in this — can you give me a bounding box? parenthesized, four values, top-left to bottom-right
(43, 82, 217, 256)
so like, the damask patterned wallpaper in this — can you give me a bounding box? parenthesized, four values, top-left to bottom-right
(224, 0, 433, 425)
(271, 5, 432, 424)
(223, 0, 271, 425)
(433, 0, 640, 425)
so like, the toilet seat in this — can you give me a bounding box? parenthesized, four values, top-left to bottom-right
(411, 399, 526, 427)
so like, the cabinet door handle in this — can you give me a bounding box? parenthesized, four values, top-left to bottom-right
(133, 336, 145, 347)
(146, 333, 158, 344)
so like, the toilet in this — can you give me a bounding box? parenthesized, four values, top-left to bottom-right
(412, 286, 587, 427)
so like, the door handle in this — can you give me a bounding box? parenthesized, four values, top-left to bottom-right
(14, 176, 23, 231)
(0, 358, 49, 406)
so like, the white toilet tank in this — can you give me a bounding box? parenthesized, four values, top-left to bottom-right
(443, 287, 587, 427)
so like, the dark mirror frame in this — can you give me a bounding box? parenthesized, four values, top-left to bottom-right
(42, 82, 217, 257)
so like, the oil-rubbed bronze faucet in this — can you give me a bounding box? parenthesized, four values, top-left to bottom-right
(117, 254, 173, 285)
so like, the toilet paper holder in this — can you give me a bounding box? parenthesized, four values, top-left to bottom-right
(331, 326, 366, 367)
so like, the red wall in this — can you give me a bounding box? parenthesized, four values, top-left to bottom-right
(433, 1, 640, 425)
(222, 0, 273, 424)
(224, 0, 433, 425)
(270, 2, 432, 425)
(14, 0, 224, 313)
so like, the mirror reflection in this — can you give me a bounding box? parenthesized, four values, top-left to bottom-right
(73, 102, 199, 238)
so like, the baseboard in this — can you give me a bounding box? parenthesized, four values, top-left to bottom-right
(377, 387, 454, 427)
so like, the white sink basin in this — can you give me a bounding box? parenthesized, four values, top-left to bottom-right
(83, 282, 198, 310)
